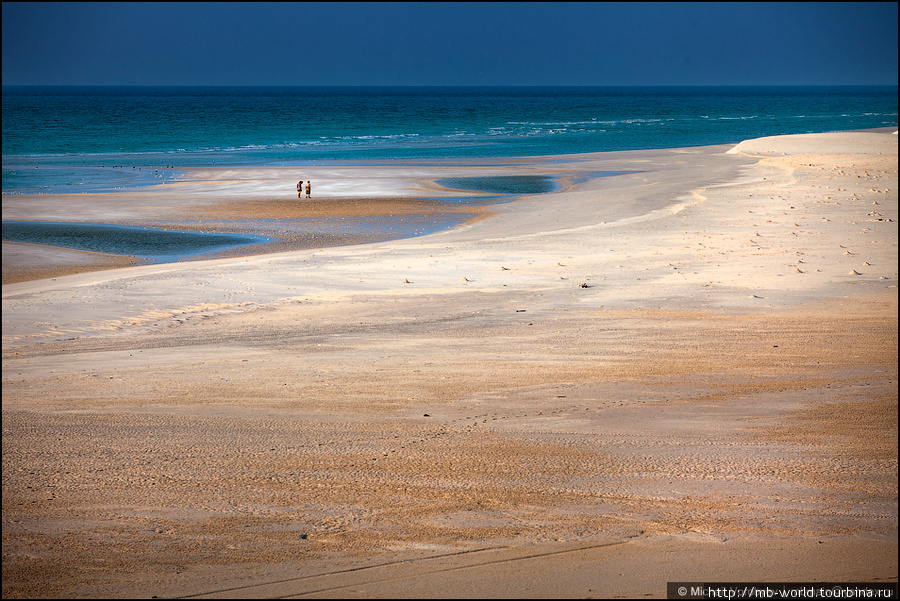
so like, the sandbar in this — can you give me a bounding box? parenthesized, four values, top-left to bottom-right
(2, 130, 897, 598)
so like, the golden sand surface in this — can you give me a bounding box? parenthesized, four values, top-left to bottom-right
(2, 243, 143, 285)
(2, 131, 897, 598)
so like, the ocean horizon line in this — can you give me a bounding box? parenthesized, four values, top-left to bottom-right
(4, 83, 898, 92)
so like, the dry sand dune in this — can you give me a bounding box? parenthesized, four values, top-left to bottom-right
(2, 130, 897, 598)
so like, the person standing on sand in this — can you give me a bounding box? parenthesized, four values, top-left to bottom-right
(297, 180, 303, 199)
(305, 181, 311, 198)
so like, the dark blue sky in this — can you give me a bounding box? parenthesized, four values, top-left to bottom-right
(2, 2, 897, 86)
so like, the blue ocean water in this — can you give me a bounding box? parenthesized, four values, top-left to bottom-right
(3, 86, 897, 194)
(2, 86, 896, 260)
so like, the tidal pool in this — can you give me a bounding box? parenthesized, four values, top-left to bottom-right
(2, 221, 271, 263)
(436, 175, 557, 196)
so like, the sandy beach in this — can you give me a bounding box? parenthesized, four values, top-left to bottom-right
(2, 130, 897, 598)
